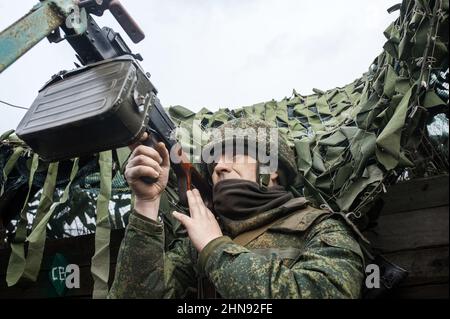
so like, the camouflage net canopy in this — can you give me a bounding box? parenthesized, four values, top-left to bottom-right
(0, 0, 448, 244)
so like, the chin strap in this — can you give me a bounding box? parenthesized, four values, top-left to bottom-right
(259, 173, 271, 190)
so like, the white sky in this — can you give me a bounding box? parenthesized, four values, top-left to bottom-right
(0, 0, 399, 133)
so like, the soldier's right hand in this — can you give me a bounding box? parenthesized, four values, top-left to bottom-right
(125, 137, 170, 204)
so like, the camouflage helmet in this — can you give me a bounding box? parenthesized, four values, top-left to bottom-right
(202, 118, 298, 187)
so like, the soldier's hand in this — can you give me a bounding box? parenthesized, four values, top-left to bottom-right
(172, 189, 223, 252)
(125, 134, 170, 220)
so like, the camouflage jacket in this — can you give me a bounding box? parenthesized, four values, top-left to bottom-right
(108, 199, 365, 299)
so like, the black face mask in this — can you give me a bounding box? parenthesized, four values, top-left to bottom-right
(212, 179, 293, 220)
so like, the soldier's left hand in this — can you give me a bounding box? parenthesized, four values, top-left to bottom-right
(172, 189, 223, 252)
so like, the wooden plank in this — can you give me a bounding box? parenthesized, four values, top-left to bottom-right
(385, 246, 449, 287)
(364, 205, 449, 253)
(380, 174, 449, 215)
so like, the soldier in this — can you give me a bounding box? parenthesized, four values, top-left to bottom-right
(108, 118, 365, 299)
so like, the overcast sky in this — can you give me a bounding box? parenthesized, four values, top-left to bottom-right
(0, 0, 398, 133)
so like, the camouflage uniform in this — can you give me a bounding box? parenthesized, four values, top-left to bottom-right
(108, 118, 365, 299)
